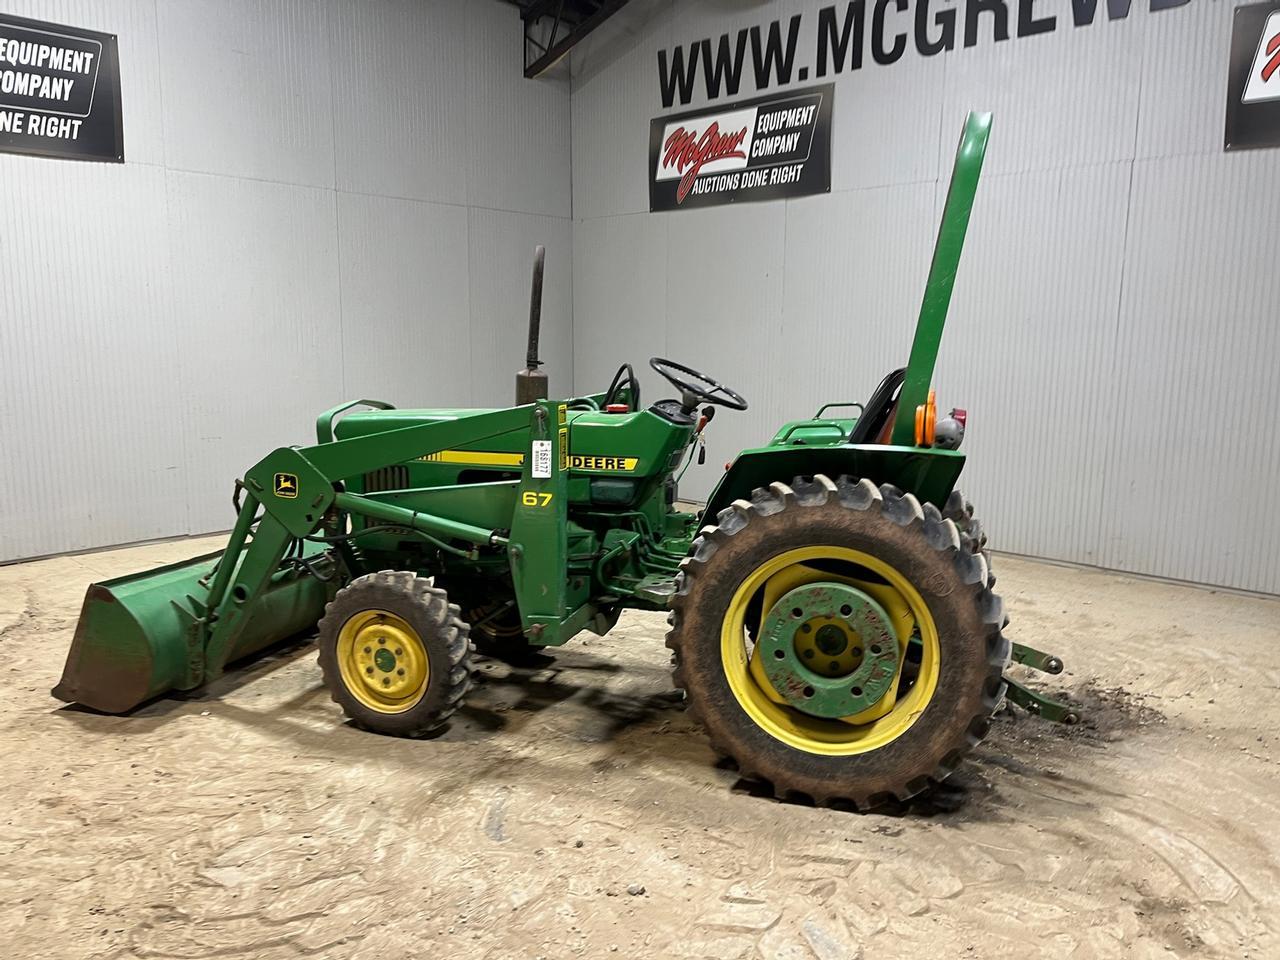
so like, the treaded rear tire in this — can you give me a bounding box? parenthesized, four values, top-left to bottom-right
(942, 489, 1002, 610)
(666, 475, 1009, 809)
(317, 570, 472, 737)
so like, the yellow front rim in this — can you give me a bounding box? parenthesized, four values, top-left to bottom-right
(336, 609, 430, 714)
(721, 547, 941, 757)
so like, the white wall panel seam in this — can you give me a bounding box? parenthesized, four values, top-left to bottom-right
(569, 35, 577, 377)
(1091, 155, 1138, 567)
(335, 187, 575, 220)
(326, 0, 347, 399)
(1091, 32, 1147, 572)
(467, 206, 479, 407)
(467, 207, 478, 407)
(572, 178, 947, 226)
(332, 189, 349, 400)
(146, 171, 580, 216)
(149, 0, 187, 533)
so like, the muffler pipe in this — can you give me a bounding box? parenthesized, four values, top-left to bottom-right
(516, 244, 549, 405)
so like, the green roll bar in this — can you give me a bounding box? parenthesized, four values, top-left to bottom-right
(890, 111, 992, 446)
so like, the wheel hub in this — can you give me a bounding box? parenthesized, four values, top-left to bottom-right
(757, 582, 900, 718)
(341, 613, 429, 708)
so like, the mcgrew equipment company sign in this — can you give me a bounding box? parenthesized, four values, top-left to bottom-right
(1226, 1, 1280, 150)
(649, 84, 833, 212)
(0, 13, 124, 163)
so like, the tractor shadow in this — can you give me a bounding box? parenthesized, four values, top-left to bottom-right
(725, 681, 1169, 820)
(51, 632, 322, 731)
(441, 648, 689, 748)
(54, 637, 696, 764)
(51, 641, 1155, 822)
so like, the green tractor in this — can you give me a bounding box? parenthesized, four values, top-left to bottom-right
(53, 113, 1071, 809)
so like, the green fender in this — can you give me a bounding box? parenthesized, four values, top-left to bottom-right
(700, 444, 965, 527)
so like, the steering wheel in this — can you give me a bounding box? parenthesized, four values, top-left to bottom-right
(603, 363, 641, 411)
(649, 357, 749, 412)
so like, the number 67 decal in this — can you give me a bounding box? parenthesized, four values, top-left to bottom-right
(521, 491, 553, 507)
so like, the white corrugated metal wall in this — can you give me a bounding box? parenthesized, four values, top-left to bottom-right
(0, 0, 573, 562)
(3, 0, 1277, 597)
(570, 0, 1280, 595)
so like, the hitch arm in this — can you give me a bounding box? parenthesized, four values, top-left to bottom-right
(1003, 641, 1078, 725)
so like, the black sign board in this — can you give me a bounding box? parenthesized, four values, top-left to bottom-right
(649, 84, 832, 212)
(1225, 2, 1280, 151)
(0, 13, 123, 163)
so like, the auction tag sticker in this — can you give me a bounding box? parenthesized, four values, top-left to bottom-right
(531, 440, 552, 479)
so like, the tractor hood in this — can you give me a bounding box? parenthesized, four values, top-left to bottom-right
(334, 405, 693, 480)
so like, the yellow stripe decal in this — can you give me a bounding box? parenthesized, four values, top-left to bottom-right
(417, 450, 526, 467)
(416, 450, 639, 472)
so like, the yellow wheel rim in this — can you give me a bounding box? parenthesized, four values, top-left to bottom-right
(721, 547, 941, 756)
(336, 609, 430, 714)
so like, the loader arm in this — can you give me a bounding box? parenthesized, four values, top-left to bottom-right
(55, 404, 565, 714)
(203, 405, 543, 678)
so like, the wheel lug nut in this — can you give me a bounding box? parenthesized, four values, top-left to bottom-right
(397, 668, 405, 676)
(366, 666, 374, 675)
(363, 646, 371, 654)
(378, 638, 386, 645)
(382, 678, 390, 686)
(395, 648, 402, 656)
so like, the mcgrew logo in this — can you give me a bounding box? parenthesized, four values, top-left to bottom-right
(662, 120, 749, 203)
(1243, 12, 1280, 104)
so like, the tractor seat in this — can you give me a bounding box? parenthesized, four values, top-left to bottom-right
(847, 367, 906, 444)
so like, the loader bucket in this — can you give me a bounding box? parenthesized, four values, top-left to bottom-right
(52, 544, 332, 714)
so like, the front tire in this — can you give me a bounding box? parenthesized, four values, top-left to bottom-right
(666, 476, 1009, 809)
(317, 571, 472, 737)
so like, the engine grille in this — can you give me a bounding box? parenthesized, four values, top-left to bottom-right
(362, 465, 410, 493)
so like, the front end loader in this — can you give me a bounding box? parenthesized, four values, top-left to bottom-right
(54, 113, 1072, 809)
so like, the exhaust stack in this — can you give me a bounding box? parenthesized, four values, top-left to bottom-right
(516, 244, 549, 405)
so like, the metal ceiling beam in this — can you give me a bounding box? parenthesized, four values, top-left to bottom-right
(521, 0, 630, 79)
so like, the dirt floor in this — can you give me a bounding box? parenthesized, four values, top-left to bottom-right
(2, 537, 1279, 960)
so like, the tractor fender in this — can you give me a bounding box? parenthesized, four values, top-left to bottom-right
(701, 444, 965, 527)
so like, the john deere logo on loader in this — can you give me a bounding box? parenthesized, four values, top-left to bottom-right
(273, 473, 298, 499)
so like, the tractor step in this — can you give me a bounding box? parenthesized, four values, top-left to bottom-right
(632, 575, 677, 605)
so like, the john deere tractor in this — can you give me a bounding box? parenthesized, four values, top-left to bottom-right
(53, 113, 1071, 809)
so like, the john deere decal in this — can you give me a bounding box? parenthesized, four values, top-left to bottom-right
(569, 455, 639, 472)
(1226, 2, 1280, 151)
(649, 84, 832, 212)
(273, 473, 298, 499)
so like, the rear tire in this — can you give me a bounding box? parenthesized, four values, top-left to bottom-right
(666, 476, 1009, 809)
(317, 571, 472, 737)
(943, 489, 989, 560)
(942, 489, 1002, 611)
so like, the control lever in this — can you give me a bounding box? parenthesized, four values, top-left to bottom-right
(696, 405, 715, 465)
